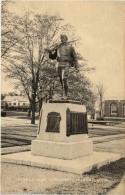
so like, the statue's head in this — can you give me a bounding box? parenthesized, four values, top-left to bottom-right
(60, 34, 68, 43)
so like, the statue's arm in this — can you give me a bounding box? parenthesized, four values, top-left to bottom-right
(70, 47, 78, 68)
(48, 49, 57, 60)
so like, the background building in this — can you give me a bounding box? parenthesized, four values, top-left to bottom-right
(3, 96, 29, 111)
(104, 98, 125, 118)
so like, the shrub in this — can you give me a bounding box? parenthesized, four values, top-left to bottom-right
(96, 117, 104, 121)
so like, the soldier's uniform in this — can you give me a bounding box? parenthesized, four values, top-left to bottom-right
(48, 36, 78, 98)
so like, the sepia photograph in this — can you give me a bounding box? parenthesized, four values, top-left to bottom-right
(1, 1, 125, 194)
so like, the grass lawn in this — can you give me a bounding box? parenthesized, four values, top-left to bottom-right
(1, 115, 125, 148)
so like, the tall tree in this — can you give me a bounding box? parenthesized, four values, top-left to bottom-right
(96, 83, 106, 117)
(2, 10, 75, 124)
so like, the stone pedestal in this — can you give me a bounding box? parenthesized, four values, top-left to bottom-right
(31, 100, 93, 160)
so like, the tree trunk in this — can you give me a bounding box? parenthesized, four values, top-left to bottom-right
(31, 101, 35, 124)
(100, 109, 103, 117)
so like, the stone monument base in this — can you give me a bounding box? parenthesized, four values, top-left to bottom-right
(31, 100, 93, 160)
(2, 151, 121, 175)
(32, 138, 93, 160)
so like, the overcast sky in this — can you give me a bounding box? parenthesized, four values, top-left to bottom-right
(1, 1, 125, 99)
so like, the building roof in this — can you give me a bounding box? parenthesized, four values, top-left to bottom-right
(4, 96, 29, 102)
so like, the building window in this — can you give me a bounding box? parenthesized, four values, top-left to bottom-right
(18, 103, 20, 106)
(9, 103, 11, 106)
(123, 104, 125, 116)
(23, 103, 25, 106)
(13, 103, 16, 105)
(110, 103, 118, 116)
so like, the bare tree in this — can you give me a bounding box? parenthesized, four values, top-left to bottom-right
(96, 83, 106, 117)
(1, 2, 20, 59)
(2, 11, 75, 124)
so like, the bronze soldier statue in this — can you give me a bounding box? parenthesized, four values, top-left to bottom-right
(46, 34, 78, 99)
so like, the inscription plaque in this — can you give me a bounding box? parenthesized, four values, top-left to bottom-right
(67, 108, 88, 136)
(46, 112, 61, 133)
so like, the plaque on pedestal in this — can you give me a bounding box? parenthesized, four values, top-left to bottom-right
(46, 112, 61, 133)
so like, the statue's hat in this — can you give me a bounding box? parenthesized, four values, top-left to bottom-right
(60, 34, 68, 41)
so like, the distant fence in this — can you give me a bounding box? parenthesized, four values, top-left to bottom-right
(88, 120, 124, 126)
(4, 106, 29, 112)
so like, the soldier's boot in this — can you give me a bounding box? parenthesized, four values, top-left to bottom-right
(59, 76, 65, 98)
(64, 79, 70, 100)
(61, 89, 66, 100)
(65, 87, 70, 99)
